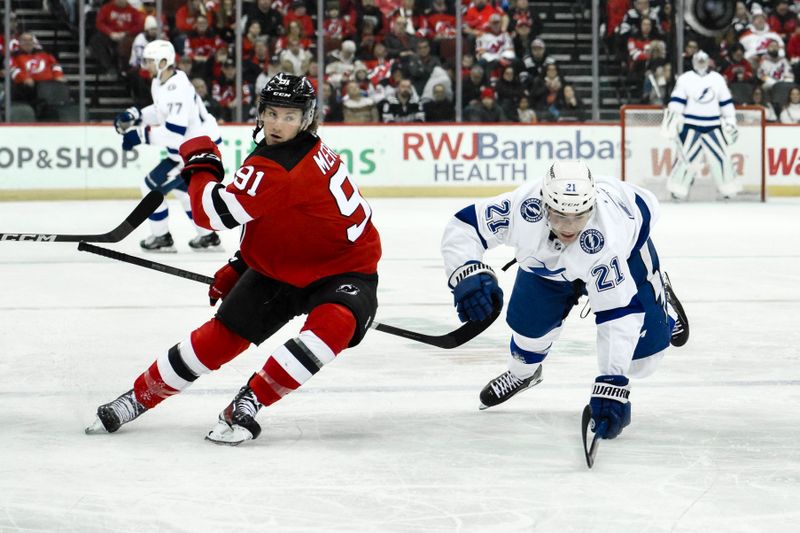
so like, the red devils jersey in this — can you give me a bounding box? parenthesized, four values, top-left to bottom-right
(189, 132, 381, 287)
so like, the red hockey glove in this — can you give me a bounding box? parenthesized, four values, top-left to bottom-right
(209, 251, 248, 306)
(179, 136, 224, 184)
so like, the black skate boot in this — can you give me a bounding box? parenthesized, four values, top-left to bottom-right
(85, 389, 148, 434)
(479, 365, 543, 410)
(188, 232, 222, 251)
(206, 384, 262, 445)
(140, 232, 176, 253)
(663, 272, 689, 347)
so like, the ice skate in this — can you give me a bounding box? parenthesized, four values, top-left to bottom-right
(479, 366, 543, 410)
(140, 232, 176, 253)
(85, 389, 148, 434)
(188, 232, 223, 252)
(205, 385, 262, 446)
(663, 272, 689, 347)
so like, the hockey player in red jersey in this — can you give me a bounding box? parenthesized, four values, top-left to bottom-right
(86, 73, 382, 445)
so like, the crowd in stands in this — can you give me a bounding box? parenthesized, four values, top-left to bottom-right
(3, 0, 800, 124)
(609, 0, 800, 122)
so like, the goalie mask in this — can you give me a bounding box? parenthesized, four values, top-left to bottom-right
(692, 50, 710, 75)
(541, 160, 596, 243)
(253, 72, 317, 141)
(142, 40, 176, 79)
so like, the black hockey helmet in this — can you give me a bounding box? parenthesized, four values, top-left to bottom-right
(258, 72, 317, 131)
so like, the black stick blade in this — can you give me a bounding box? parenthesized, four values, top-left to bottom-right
(0, 191, 163, 243)
(582, 404, 601, 469)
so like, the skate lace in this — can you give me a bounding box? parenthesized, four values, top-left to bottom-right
(491, 372, 524, 397)
(109, 392, 144, 423)
(234, 388, 260, 419)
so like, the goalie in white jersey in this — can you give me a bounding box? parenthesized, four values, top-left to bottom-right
(442, 160, 689, 441)
(114, 39, 223, 252)
(661, 50, 739, 200)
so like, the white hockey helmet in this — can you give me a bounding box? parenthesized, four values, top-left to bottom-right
(541, 160, 596, 214)
(143, 39, 176, 77)
(692, 50, 710, 75)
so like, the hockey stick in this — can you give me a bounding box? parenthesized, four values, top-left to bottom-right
(77, 242, 215, 284)
(0, 191, 164, 243)
(76, 241, 500, 349)
(581, 405, 607, 469)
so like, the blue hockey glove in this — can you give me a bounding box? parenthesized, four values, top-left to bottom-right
(589, 375, 631, 440)
(121, 127, 148, 151)
(448, 261, 503, 323)
(114, 107, 142, 134)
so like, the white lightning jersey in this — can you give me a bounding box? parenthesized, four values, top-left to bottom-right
(667, 70, 735, 127)
(442, 176, 662, 375)
(141, 70, 221, 161)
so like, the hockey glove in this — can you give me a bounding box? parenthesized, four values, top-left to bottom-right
(114, 106, 142, 134)
(660, 109, 683, 140)
(121, 126, 148, 151)
(589, 375, 631, 440)
(722, 121, 738, 145)
(449, 261, 503, 323)
(209, 251, 248, 306)
(179, 136, 224, 184)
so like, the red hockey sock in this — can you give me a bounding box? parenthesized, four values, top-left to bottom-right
(134, 362, 178, 409)
(249, 304, 356, 406)
(132, 318, 251, 409)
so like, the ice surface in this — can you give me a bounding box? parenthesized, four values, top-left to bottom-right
(1, 197, 799, 532)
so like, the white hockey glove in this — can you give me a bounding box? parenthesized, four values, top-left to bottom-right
(660, 108, 683, 140)
(722, 120, 738, 145)
(114, 107, 142, 134)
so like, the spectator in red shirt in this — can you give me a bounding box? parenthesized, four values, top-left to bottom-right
(285, 1, 315, 37)
(323, 1, 357, 40)
(90, 0, 143, 77)
(186, 14, 225, 71)
(768, 1, 798, 41)
(212, 58, 254, 122)
(721, 43, 755, 83)
(464, 0, 502, 38)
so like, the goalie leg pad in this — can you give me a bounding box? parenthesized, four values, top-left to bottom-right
(701, 129, 741, 196)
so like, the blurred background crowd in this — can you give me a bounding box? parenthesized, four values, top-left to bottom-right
(2, 0, 799, 124)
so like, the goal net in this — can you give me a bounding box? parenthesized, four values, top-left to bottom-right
(620, 105, 766, 202)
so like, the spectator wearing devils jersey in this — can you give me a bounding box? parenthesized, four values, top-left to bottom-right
(86, 73, 381, 446)
(90, 0, 144, 76)
(10, 32, 66, 106)
(212, 58, 255, 121)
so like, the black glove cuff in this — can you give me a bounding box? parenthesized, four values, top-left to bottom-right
(228, 250, 249, 274)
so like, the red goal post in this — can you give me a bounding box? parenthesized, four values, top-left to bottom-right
(620, 105, 766, 202)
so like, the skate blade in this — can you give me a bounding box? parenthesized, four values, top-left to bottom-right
(84, 417, 108, 435)
(189, 245, 225, 253)
(205, 421, 254, 446)
(141, 246, 177, 254)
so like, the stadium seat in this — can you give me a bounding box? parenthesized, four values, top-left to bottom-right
(770, 81, 798, 107)
(8, 103, 36, 122)
(729, 81, 753, 105)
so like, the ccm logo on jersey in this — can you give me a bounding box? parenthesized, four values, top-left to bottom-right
(336, 284, 360, 295)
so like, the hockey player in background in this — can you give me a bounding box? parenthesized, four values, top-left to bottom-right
(87, 73, 382, 445)
(661, 50, 740, 200)
(113, 39, 223, 252)
(441, 160, 688, 441)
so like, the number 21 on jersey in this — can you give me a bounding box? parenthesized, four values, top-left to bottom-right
(329, 164, 372, 242)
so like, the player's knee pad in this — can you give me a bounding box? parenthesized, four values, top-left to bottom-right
(189, 317, 251, 370)
(628, 350, 664, 379)
(302, 303, 357, 355)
